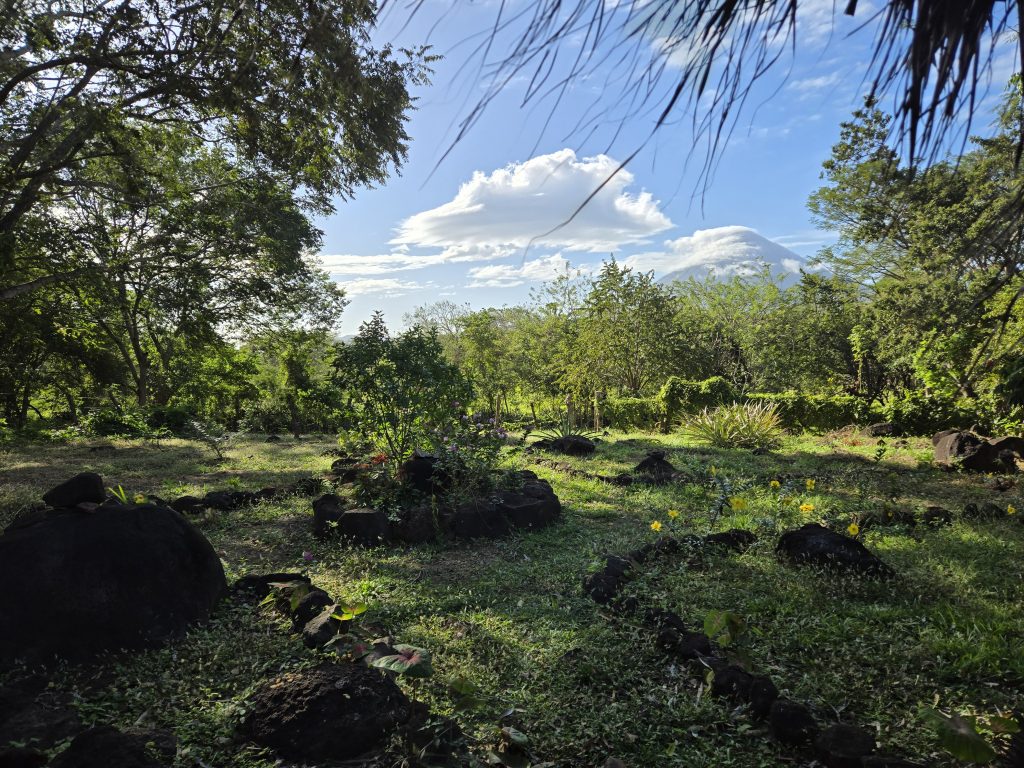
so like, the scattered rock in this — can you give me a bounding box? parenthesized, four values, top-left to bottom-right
(538, 435, 596, 456)
(290, 589, 334, 630)
(41, 472, 105, 508)
(0, 504, 226, 668)
(704, 529, 756, 553)
(642, 607, 688, 632)
(813, 723, 876, 768)
(330, 457, 366, 483)
(657, 628, 712, 660)
(634, 451, 675, 482)
(768, 698, 818, 746)
(265, 434, 282, 443)
(776, 524, 894, 578)
(392, 504, 437, 544)
(582, 572, 622, 604)
(444, 500, 511, 539)
(710, 665, 758, 703)
(302, 606, 345, 649)
(49, 726, 166, 768)
(241, 663, 410, 762)
(169, 495, 204, 515)
(964, 501, 1007, 521)
(922, 506, 953, 527)
(312, 494, 344, 539)
(866, 422, 897, 437)
(398, 454, 441, 495)
(337, 508, 392, 547)
(748, 675, 779, 719)
(860, 507, 916, 529)
(493, 479, 561, 530)
(934, 430, 1023, 473)
(233, 573, 310, 600)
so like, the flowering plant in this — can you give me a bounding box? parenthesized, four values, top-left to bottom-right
(428, 410, 509, 503)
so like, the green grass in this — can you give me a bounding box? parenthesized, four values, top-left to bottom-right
(1, 431, 1022, 766)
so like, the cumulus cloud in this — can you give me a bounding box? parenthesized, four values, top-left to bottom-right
(393, 149, 672, 252)
(467, 254, 579, 288)
(624, 225, 812, 281)
(316, 246, 513, 277)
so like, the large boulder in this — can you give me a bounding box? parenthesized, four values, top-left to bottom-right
(776, 524, 894, 578)
(934, 430, 1023, 473)
(241, 663, 410, 762)
(0, 504, 226, 668)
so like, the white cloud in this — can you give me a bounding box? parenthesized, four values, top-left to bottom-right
(339, 278, 426, 297)
(393, 149, 672, 252)
(316, 245, 513, 277)
(467, 254, 578, 288)
(787, 72, 842, 93)
(624, 225, 812, 281)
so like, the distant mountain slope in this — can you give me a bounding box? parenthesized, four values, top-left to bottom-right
(653, 226, 809, 285)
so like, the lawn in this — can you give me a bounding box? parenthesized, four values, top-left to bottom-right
(1, 431, 1021, 767)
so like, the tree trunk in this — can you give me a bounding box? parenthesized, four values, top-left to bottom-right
(286, 392, 301, 438)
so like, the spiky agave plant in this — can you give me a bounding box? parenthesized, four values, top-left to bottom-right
(682, 401, 783, 450)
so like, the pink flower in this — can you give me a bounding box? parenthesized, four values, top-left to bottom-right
(302, 550, 314, 563)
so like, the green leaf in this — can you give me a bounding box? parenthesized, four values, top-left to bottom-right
(921, 708, 998, 763)
(371, 644, 434, 678)
(704, 610, 746, 647)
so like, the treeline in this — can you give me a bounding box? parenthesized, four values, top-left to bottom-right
(3, 73, 1024, 439)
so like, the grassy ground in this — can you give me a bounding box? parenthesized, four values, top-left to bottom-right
(1, 431, 1022, 767)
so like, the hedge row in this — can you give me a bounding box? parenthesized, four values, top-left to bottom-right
(601, 381, 1024, 436)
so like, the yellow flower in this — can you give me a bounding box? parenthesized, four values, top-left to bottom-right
(667, 509, 680, 519)
(847, 522, 860, 536)
(133, 493, 146, 504)
(799, 503, 815, 513)
(730, 497, 748, 511)
(650, 520, 663, 532)
(1008, 504, 1017, 516)
(710, 465, 718, 476)
(769, 479, 781, 490)
(805, 478, 816, 491)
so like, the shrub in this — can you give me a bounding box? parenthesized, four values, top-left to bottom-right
(682, 401, 783, 449)
(333, 312, 472, 459)
(744, 392, 878, 432)
(659, 376, 735, 426)
(603, 396, 661, 430)
(79, 408, 153, 437)
(877, 391, 1020, 435)
(145, 405, 195, 435)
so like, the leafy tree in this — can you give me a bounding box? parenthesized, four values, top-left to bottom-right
(810, 82, 1024, 400)
(569, 261, 682, 397)
(333, 312, 470, 459)
(2, 0, 432, 294)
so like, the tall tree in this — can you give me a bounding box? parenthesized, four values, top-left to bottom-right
(2, 0, 431, 296)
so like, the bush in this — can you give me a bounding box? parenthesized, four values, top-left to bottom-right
(682, 401, 783, 449)
(876, 391, 1024, 435)
(603, 396, 661, 430)
(659, 376, 735, 426)
(145, 405, 195, 435)
(79, 408, 154, 437)
(334, 313, 472, 459)
(239, 401, 292, 434)
(744, 392, 878, 432)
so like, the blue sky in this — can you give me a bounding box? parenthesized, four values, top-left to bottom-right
(317, 1, 1016, 333)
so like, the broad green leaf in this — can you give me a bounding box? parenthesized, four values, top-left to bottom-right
(371, 644, 434, 678)
(921, 708, 998, 763)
